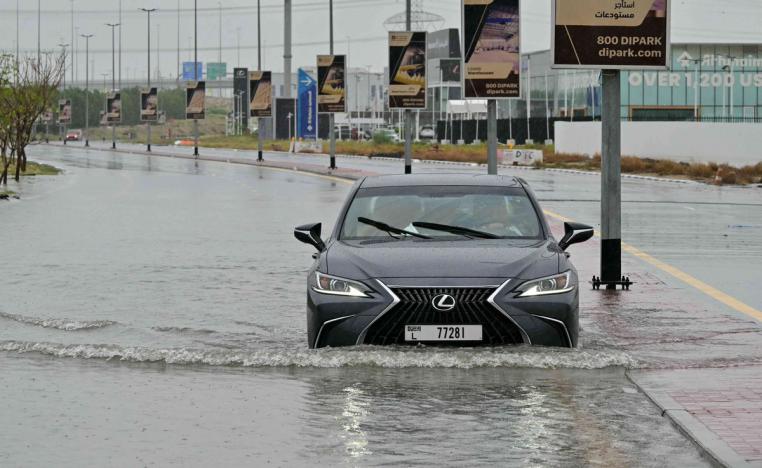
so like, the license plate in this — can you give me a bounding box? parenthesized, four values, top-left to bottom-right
(404, 325, 483, 342)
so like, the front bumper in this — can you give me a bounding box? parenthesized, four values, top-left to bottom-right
(307, 278, 578, 349)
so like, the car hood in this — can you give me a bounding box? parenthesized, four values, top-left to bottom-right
(326, 239, 560, 281)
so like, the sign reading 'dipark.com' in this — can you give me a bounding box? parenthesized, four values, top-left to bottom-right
(388, 32, 427, 109)
(553, 0, 670, 69)
(463, 0, 521, 99)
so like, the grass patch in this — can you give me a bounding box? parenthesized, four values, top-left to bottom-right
(0, 189, 18, 199)
(5, 161, 62, 177)
(195, 135, 762, 185)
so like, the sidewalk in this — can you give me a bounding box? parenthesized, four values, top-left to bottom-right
(53, 142, 762, 467)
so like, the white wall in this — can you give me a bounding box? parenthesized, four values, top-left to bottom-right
(555, 122, 762, 167)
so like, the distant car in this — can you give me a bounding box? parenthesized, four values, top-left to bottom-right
(334, 126, 371, 141)
(294, 174, 594, 349)
(419, 125, 436, 140)
(65, 130, 81, 141)
(374, 128, 401, 143)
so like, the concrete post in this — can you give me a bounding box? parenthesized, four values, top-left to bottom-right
(601, 70, 622, 288)
(328, 0, 336, 169)
(487, 99, 497, 175)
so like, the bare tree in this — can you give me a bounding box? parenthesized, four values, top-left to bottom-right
(0, 52, 65, 184)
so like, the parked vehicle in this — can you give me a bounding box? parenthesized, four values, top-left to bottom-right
(419, 125, 436, 140)
(294, 174, 594, 349)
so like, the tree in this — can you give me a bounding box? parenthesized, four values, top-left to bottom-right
(0, 53, 65, 184)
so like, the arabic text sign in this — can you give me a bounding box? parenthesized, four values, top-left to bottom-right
(297, 68, 318, 139)
(463, 0, 521, 99)
(553, 0, 669, 69)
(207, 62, 227, 81)
(58, 99, 72, 124)
(249, 71, 273, 118)
(186, 81, 206, 120)
(182, 62, 203, 81)
(389, 32, 427, 109)
(141, 88, 159, 122)
(317, 55, 346, 113)
(234, 68, 249, 128)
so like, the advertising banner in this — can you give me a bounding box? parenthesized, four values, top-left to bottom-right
(207, 62, 227, 80)
(317, 55, 346, 113)
(463, 0, 521, 99)
(441, 58, 462, 83)
(182, 62, 203, 81)
(389, 32, 427, 109)
(249, 71, 273, 118)
(297, 68, 318, 140)
(140, 87, 159, 122)
(552, 0, 669, 69)
(106, 92, 122, 123)
(186, 81, 206, 120)
(233, 68, 249, 129)
(58, 99, 72, 124)
(42, 110, 54, 123)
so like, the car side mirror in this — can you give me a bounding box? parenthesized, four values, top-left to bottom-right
(294, 223, 326, 253)
(558, 222, 594, 251)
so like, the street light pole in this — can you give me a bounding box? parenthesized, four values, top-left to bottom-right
(140, 8, 156, 153)
(107, 23, 120, 150)
(257, 0, 264, 161)
(37, 0, 41, 66)
(119, 0, 122, 90)
(403, 0, 413, 174)
(328, 0, 336, 169)
(81, 33, 93, 147)
(193, 0, 199, 157)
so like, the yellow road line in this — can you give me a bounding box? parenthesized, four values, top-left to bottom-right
(543, 209, 762, 322)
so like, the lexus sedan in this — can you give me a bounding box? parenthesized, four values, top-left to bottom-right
(294, 174, 593, 349)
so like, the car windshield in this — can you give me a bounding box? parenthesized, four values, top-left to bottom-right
(340, 185, 543, 240)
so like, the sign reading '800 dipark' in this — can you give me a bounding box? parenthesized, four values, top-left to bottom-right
(553, 0, 670, 69)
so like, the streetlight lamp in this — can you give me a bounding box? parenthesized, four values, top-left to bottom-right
(193, 0, 200, 157)
(140, 8, 157, 152)
(81, 33, 93, 147)
(106, 22, 120, 149)
(58, 42, 70, 143)
(257, 0, 264, 161)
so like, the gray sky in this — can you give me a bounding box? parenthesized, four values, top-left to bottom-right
(1, 0, 762, 83)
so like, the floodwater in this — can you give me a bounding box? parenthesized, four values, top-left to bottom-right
(0, 146, 716, 466)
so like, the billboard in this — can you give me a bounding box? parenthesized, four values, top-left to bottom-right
(58, 99, 72, 124)
(297, 68, 318, 140)
(182, 61, 203, 81)
(141, 87, 159, 122)
(441, 58, 462, 83)
(552, 0, 670, 69)
(428, 28, 461, 60)
(233, 67, 249, 129)
(186, 81, 206, 120)
(317, 55, 346, 113)
(389, 32, 427, 109)
(106, 92, 122, 123)
(249, 71, 273, 118)
(207, 62, 227, 80)
(42, 110, 54, 123)
(463, 0, 521, 99)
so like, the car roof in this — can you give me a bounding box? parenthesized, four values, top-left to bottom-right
(359, 173, 523, 188)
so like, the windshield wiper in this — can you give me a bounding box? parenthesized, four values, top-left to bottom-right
(412, 221, 501, 239)
(358, 217, 431, 239)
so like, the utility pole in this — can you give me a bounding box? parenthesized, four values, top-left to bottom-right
(177, 0, 180, 81)
(140, 8, 156, 152)
(328, 0, 336, 169)
(403, 0, 413, 174)
(16, 0, 20, 78)
(600, 70, 621, 288)
(257, 0, 264, 161)
(58, 43, 69, 89)
(70, 1, 75, 85)
(37, 0, 41, 66)
(81, 33, 93, 147)
(284, 0, 292, 98)
(119, 0, 122, 90)
(107, 23, 120, 150)
(193, 0, 199, 157)
(218, 2, 222, 63)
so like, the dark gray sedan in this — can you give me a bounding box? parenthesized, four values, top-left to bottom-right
(294, 174, 593, 349)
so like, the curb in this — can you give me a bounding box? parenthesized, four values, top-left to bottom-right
(626, 370, 754, 468)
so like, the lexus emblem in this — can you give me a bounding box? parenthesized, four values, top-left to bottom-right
(432, 294, 456, 311)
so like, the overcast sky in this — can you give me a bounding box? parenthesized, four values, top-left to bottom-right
(1, 0, 761, 83)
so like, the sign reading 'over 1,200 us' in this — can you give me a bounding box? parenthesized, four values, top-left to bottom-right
(553, 0, 670, 69)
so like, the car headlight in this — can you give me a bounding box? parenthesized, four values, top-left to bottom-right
(516, 271, 575, 297)
(312, 272, 372, 298)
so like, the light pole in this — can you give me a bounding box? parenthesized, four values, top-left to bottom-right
(58, 43, 70, 143)
(107, 22, 120, 150)
(403, 0, 413, 174)
(37, 0, 41, 66)
(119, 0, 122, 90)
(328, 0, 336, 169)
(140, 8, 156, 152)
(193, 0, 199, 157)
(257, 0, 264, 161)
(81, 33, 93, 147)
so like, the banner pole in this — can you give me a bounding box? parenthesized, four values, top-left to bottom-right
(601, 70, 622, 288)
(487, 99, 497, 175)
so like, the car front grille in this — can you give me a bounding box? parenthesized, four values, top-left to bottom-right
(362, 287, 525, 346)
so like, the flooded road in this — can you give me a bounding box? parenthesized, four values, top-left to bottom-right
(0, 146, 723, 466)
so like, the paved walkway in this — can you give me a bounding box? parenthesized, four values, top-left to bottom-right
(48, 142, 762, 467)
